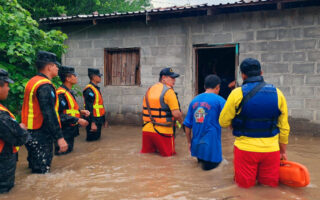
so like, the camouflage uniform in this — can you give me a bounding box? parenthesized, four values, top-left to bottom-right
(83, 82, 105, 141)
(25, 73, 64, 173)
(0, 109, 28, 193)
(54, 84, 79, 155)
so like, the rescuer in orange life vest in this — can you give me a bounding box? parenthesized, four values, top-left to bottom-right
(83, 68, 106, 141)
(0, 69, 29, 193)
(141, 67, 183, 156)
(55, 66, 90, 155)
(22, 51, 68, 174)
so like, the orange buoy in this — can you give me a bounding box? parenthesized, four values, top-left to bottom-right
(279, 160, 310, 187)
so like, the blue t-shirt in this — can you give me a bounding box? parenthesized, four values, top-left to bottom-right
(183, 93, 226, 163)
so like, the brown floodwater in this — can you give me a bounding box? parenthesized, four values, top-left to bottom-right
(1, 126, 319, 200)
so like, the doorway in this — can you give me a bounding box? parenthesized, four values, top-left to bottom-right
(195, 44, 239, 99)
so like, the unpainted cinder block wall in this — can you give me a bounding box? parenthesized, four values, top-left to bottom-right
(62, 6, 320, 127)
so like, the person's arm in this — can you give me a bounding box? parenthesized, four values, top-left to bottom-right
(219, 88, 242, 128)
(37, 84, 63, 140)
(276, 88, 290, 160)
(0, 111, 28, 146)
(172, 109, 183, 124)
(83, 88, 96, 122)
(58, 93, 79, 126)
(183, 103, 194, 152)
(164, 89, 183, 123)
(80, 110, 90, 117)
(185, 126, 192, 152)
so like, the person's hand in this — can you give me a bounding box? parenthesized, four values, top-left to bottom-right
(228, 81, 236, 89)
(90, 122, 97, 132)
(280, 153, 287, 160)
(279, 143, 287, 160)
(57, 138, 68, 153)
(78, 118, 89, 127)
(19, 123, 27, 130)
(80, 110, 90, 117)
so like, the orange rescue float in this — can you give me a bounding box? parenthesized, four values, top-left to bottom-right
(279, 160, 310, 187)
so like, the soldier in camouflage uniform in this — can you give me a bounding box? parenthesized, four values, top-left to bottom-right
(0, 69, 29, 193)
(22, 51, 68, 174)
(55, 66, 89, 155)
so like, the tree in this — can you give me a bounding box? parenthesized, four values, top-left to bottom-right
(18, 0, 151, 20)
(0, 0, 67, 119)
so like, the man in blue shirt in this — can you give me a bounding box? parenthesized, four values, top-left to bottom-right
(184, 75, 226, 170)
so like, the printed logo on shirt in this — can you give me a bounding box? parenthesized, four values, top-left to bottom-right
(89, 92, 94, 97)
(194, 107, 206, 123)
(51, 91, 55, 98)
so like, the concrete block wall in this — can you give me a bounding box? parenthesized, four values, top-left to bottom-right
(62, 6, 320, 125)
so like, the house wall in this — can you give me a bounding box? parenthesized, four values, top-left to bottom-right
(62, 6, 320, 125)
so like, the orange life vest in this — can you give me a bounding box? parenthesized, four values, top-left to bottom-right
(142, 82, 174, 126)
(0, 104, 19, 154)
(21, 75, 61, 130)
(83, 84, 105, 117)
(57, 87, 80, 118)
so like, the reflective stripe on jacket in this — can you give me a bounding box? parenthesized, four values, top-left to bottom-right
(232, 77, 281, 138)
(83, 84, 105, 117)
(57, 87, 80, 118)
(0, 104, 19, 153)
(142, 82, 174, 126)
(22, 75, 61, 130)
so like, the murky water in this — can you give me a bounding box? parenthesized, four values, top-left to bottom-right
(1, 126, 319, 200)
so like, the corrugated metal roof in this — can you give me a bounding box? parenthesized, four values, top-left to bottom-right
(39, 0, 317, 24)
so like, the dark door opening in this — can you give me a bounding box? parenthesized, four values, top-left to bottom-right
(195, 45, 238, 99)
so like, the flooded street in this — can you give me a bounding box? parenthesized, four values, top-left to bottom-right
(1, 125, 319, 200)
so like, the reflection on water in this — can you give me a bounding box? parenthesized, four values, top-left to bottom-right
(1, 126, 319, 200)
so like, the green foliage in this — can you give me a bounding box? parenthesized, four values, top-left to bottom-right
(18, 0, 151, 20)
(0, 0, 67, 119)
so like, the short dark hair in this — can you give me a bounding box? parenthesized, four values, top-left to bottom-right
(60, 73, 73, 83)
(36, 61, 50, 71)
(204, 74, 221, 89)
(159, 75, 164, 82)
(89, 74, 95, 80)
(0, 80, 5, 87)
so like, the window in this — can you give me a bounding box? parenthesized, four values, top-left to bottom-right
(104, 48, 141, 86)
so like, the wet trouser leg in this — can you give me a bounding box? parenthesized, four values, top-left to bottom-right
(86, 123, 102, 141)
(197, 158, 220, 170)
(0, 154, 17, 193)
(54, 137, 74, 155)
(25, 138, 53, 174)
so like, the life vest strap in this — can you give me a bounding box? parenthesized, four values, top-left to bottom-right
(144, 87, 174, 127)
(142, 107, 171, 112)
(142, 122, 173, 137)
(142, 113, 173, 118)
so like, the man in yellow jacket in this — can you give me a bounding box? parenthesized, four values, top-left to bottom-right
(141, 67, 183, 156)
(219, 58, 290, 188)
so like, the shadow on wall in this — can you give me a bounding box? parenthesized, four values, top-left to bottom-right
(289, 117, 320, 136)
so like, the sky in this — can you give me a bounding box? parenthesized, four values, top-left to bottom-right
(151, 0, 240, 8)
